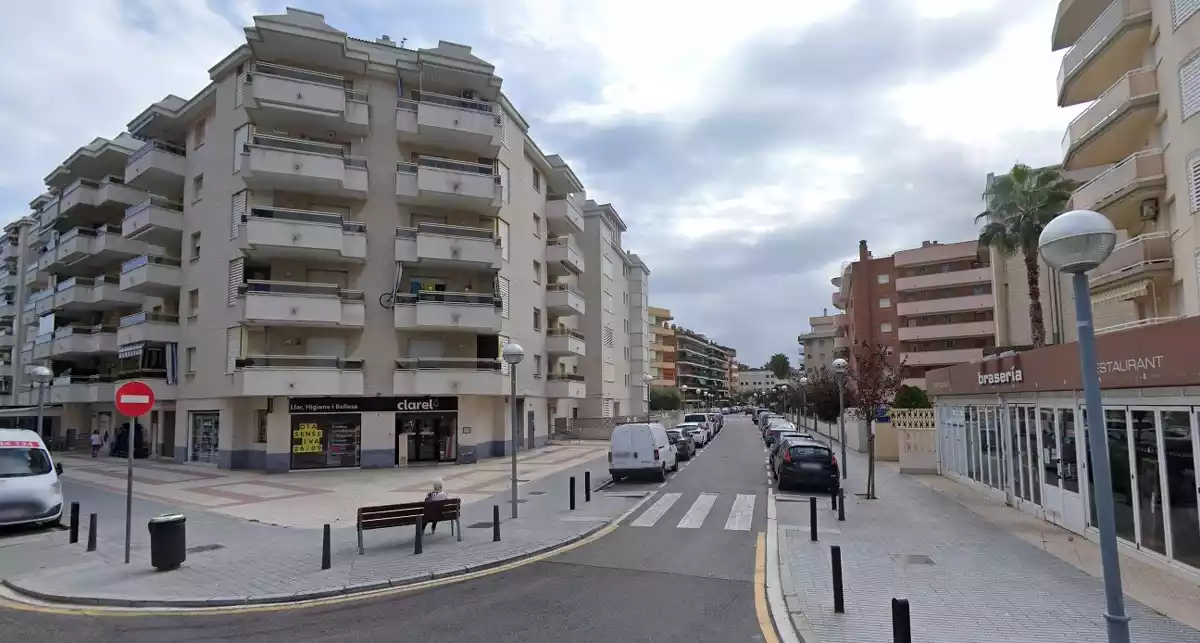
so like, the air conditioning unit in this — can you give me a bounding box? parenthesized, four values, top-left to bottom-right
(1140, 197, 1159, 221)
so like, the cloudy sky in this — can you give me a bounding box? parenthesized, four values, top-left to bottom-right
(0, 0, 1081, 366)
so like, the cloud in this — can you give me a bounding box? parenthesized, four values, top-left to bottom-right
(0, 0, 1077, 367)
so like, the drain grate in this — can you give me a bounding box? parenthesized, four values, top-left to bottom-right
(890, 553, 935, 565)
(527, 491, 546, 496)
(506, 499, 528, 504)
(466, 522, 495, 529)
(186, 544, 225, 554)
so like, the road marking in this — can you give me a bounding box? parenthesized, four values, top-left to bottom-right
(630, 492, 680, 526)
(676, 492, 718, 528)
(754, 532, 781, 643)
(724, 494, 756, 531)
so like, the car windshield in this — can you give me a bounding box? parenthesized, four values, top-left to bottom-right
(0, 443, 52, 478)
(789, 444, 831, 459)
(683, 414, 707, 423)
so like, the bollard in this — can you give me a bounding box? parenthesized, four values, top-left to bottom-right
(321, 524, 331, 570)
(831, 545, 844, 613)
(569, 476, 576, 511)
(492, 504, 501, 542)
(86, 513, 97, 552)
(69, 502, 80, 543)
(838, 487, 846, 522)
(585, 471, 591, 502)
(831, 488, 838, 511)
(809, 496, 818, 542)
(414, 517, 424, 555)
(891, 598, 911, 643)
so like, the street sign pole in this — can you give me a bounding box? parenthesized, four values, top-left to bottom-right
(114, 381, 155, 566)
(125, 413, 133, 564)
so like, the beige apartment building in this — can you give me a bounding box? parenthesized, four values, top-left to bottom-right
(797, 309, 837, 373)
(647, 306, 676, 388)
(2, 8, 650, 471)
(674, 328, 734, 403)
(734, 369, 788, 394)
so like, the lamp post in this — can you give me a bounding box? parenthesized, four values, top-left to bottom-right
(643, 373, 654, 415)
(680, 384, 689, 409)
(832, 357, 848, 480)
(798, 376, 809, 431)
(30, 365, 53, 438)
(502, 343, 525, 520)
(779, 383, 790, 422)
(1038, 209, 1128, 643)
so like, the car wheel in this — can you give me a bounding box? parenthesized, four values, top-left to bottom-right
(658, 465, 667, 482)
(672, 460, 680, 472)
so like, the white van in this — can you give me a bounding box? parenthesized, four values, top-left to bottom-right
(608, 422, 677, 482)
(0, 429, 65, 528)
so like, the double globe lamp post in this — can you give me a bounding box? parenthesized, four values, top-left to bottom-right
(1038, 209, 1129, 643)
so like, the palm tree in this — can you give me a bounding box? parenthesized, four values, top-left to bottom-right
(976, 164, 1076, 348)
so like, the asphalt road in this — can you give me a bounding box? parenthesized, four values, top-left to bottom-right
(0, 415, 774, 643)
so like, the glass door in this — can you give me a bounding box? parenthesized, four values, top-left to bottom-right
(189, 412, 219, 464)
(1009, 406, 1023, 500)
(1130, 408, 1166, 555)
(1040, 407, 1062, 520)
(1167, 411, 1200, 570)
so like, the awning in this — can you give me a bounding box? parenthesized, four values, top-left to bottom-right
(118, 341, 145, 359)
(1093, 279, 1150, 305)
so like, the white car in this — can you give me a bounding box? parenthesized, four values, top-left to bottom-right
(0, 429, 65, 528)
(609, 422, 678, 482)
(677, 422, 707, 447)
(681, 413, 714, 440)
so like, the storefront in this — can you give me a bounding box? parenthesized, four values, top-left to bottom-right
(926, 316, 1200, 577)
(287, 395, 459, 470)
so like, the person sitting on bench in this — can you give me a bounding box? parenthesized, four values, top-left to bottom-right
(424, 478, 450, 533)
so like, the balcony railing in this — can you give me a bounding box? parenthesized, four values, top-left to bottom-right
(394, 357, 502, 371)
(548, 327, 586, 341)
(1060, 0, 1151, 86)
(246, 206, 366, 233)
(1062, 67, 1157, 159)
(126, 139, 185, 166)
(236, 355, 364, 370)
(413, 90, 497, 114)
(53, 324, 116, 339)
(124, 196, 184, 220)
(548, 373, 586, 383)
(1072, 148, 1163, 210)
(121, 254, 182, 273)
(546, 282, 584, 297)
(1096, 316, 1178, 335)
(247, 133, 368, 169)
(119, 311, 180, 327)
(239, 279, 364, 301)
(394, 290, 503, 307)
(1089, 231, 1172, 287)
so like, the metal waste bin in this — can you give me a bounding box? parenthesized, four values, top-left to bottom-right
(147, 514, 187, 571)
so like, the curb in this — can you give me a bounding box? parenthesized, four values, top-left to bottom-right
(2, 520, 613, 610)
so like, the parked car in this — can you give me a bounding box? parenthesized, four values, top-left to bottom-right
(667, 428, 696, 461)
(0, 429, 65, 528)
(682, 413, 714, 440)
(773, 439, 839, 493)
(764, 422, 799, 448)
(707, 412, 723, 433)
(609, 422, 678, 482)
(769, 431, 808, 458)
(677, 422, 707, 447)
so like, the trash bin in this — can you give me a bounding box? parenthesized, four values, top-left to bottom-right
(147, 513, 186, 571)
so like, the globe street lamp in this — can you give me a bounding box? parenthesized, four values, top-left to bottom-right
(1038, 209, 1128, 643)
(502, 343, 525, 519)
(30, 365, 53, 438)
(798, 376, 810, 431)
(680, 384, 689, 409)
(642, 373, 654, 414)
(832, 357, 849, 480)
(779, 383, 790, 422)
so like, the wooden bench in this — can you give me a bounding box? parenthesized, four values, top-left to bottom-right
(356, 499, 462, 554)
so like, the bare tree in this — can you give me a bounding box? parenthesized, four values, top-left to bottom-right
(846, 341, 907, 499)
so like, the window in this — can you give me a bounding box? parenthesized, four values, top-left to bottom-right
(532, 213, 541, 237)
(497, 219, 510, 261)
(187, 289, 199, 317)
(623, 319, 629, 333)
(190, 232, 201, 261)
(625, 374, 630, 387)
(232, 124, 249, 172)
(194, 117, 207, 149)
(1189, 152, 1200, 213)
(533, 307, 541, 331)
(877, 273, 890, 284)
(624, 347, 629, 360)
(533, 355, 542, 377)
(191, 174, 204, 202)
(1174, 0, 1200, 28)
(185, 347, 197, 373)
(603, 326, 615, 348)
(255, 409, 267, 443)
(623, 292, 628, 304)
(532, 260, 541, 284)
(498, 276, 510, 318)
(879, 298, 890, 308)
(880, 322, 893, 333)
(1182, 53, 1200, 120)
(604, 290, 613, 313)
(532, 170, 541, 192)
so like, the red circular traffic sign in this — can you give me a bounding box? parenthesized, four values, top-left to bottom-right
(114, 380, 155, 417)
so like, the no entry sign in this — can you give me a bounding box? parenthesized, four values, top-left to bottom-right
(114, 380, 155, 417)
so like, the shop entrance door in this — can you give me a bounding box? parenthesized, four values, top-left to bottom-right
(189, 412, 219, 464)
(398, 414, 457, 463)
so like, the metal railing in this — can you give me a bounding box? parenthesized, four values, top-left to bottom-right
(1095, 316, 1178, 335)
(416, 155, 497, 176)
(53, 324, 116, 339)
(393, 290, 503, 307)
(125, 196, 184, 220)
(549, 373, 586, 383)
(546, 236, 582, 254)
(548, 327, 586, 341)
(247, 133, 367, 171)
(246, 205, 366, 233)
(394, 221, 497, 242)
(236, 355, 364, 370)
(546, 282, 585, 298)
(121, 255, 181, 273)
(395, 357, 502, 371)
(413, 90, 496, 114)
(119, 311, 179, 327)
(250, 61, 346, 89)
(126, 139, 186, 166)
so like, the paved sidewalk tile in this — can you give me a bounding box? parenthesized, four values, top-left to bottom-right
(777, 430, 1200, 643)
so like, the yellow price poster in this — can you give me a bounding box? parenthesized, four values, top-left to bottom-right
(292, 422, 324, 454)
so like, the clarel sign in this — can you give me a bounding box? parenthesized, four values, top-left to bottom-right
(289, 396, 459, 414)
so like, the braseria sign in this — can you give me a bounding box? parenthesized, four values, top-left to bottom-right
(978, 368, 1023, 386)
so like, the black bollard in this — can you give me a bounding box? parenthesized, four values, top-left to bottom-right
(86, 513, 97, 552)
(569, 476, 576, 511)
(831, 545, 844, 613)
(321, 524, 331, 570)
(492, 504, 501, 542)
(809, 496, 818, 542)
(584, 471, 591, 502)
(414, 517, 424, 555)
(838, 487, 846, 522)
(831, 488, 838, 511)
(891, 598, 911, 643)
(69, 502, 80, 543)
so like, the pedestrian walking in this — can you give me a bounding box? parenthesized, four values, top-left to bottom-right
(89, 430, 102, 457)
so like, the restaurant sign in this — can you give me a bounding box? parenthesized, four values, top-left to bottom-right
(978, 367, 1023, 386)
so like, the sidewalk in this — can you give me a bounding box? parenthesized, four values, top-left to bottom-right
(775, 433, 1200, 643)
(1, 457, 645, 608)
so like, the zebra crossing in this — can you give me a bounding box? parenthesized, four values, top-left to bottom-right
(624, 492, 759, 531)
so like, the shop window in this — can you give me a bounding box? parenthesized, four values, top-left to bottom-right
(255, 409, 267, 443)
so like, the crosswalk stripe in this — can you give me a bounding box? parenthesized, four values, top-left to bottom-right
(677, 493, 718, 528)
(723, 494, 756, 531)
(630, 493, 680, 527)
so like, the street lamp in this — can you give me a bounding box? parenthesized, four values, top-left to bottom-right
(30, 365, 53, 438)
(642, 373, 654, 414)
(502, 343, 525, 520)
(1039, 209, 1128, 643)
(779, 383, 790, 422)
(832, 357, 848, 480)
(680, 384, 689, 408)
(798, 376, 809, 431)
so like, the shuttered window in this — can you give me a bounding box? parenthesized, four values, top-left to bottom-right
(604, 359, 615, 383)
(496, 218, 510, 261)
(499, 335, 510, 375)
(497, 161, 511, 204)
(228, 257, 244, 305)
(1189, 153, 1200, 212)
(1174, 0, 1200, 28)
(235, 64, 246, 107)
(603, 325, 615, 348)
(226, 327, 242, 374)
(231, 190, 247, 239)
(1181, 54, 1200, 120)
(498, 276, 510, 318)
(602, 399, 613, 418)
(233, 124, 250, 172)
(499, 111, 509, 148)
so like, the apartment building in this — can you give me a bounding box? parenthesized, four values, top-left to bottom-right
(7, 7, 650, 471)
(647, 306, 677, 388)
(734, 369, 788, 394)
(831, 240, 899, 363)
(674, 328, 734, 403)
(797, 309, 837, 374)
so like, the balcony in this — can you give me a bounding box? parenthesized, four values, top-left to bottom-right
(32, 335, 50, 360)
(394, 223, 501, 270)
(56, 176, 144, 229)
(898, 320, 996, 342)
(393, 357, 505, 396)
(50, 325, 118, 359)
(1062, 68, 1157, 170)
(123, 197, 184, 247)
(895, 267, 991, 292)
(243, 62, 370, 136)
(237, 280, 366, 328)
(45, 225, 157, 275)
(0, 332, 13, 350)
(546, 195, 586, 235)
(117, 312, 180, 345)
(1071, 149, 1165, 230)
(0, 268, 14, 293)
(124, 140, 186, 199)
(23, 263, 46, 289)
(240, 206, 367, 263)
(896, 294, 992, 316)
(29, 288, 55, 317)
(395, 157, 502, 215)
(649, 341, 676, 354)
(1089, 232, 1173, 291)
(49, 375, 114, 405)
(545, 236, 584, 276)
(0, 240, 18, 264)
(0, 299, 13, 320)
(394, 92, 502, 156)
(545, 283, 586, 316)
(546, 373, 586, 399)
(54, 276, 141, 312)
(1096, 316, 1179, 335)
(233, 355, 364, 397)
(1057, 0, 1153, 107)
(393, 291, 503, 332)
(893, 240, 981, 268)
(902, 348, 984, 367)
(120, 255, 182, 297)
(545, 328, 586, 357)
(1052, 0, 1112, 50)
(832, 291, 846, 310)
(834, 335, 850, 351)
(240, 133, 368, 199)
